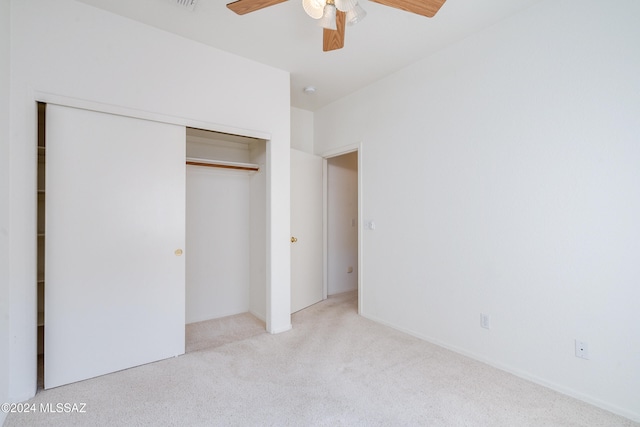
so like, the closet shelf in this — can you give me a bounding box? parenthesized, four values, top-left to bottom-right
(186, 157, 260, 172)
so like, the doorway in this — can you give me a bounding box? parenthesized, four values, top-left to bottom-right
(324, 147, 360, 311)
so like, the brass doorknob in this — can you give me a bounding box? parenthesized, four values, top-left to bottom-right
(291, 236, 298, 243)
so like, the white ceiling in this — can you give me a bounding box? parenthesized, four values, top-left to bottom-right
(75, 0, 544, 111)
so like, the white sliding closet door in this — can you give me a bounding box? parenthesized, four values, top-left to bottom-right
(45, 105, 186, 389)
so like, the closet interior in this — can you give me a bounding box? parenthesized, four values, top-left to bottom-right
(36, 102, 46, 367)
(185, 127, 267, 325)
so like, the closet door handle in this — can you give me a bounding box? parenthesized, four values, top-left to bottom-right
(291, 236, 298, 243)
(174, 249, 183, 256)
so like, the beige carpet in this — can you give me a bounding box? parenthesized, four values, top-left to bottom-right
(4, 291, 637, 426)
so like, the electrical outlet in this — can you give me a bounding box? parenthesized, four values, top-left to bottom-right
(480, 313, 491, 330)
(575, 340, 589, 359)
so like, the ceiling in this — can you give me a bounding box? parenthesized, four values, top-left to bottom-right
(75, 0, 544, 111)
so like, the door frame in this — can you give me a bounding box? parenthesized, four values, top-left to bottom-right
(321, 143, 363, 314)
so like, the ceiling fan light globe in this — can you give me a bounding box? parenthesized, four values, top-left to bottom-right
(302, 0, 325, 19)
(346, 3, 366, 25)
(335, 0, 357, 12)
(318, 3, 337, 30)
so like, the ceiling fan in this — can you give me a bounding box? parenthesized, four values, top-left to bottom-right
(226, 0, 447, 52)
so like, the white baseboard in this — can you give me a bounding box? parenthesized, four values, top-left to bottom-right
(268, 324, 292, 335)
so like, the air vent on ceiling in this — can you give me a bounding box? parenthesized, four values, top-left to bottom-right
(170, 0, 198, 11)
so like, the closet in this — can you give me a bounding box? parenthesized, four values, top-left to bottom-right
(37, 104, 268, 390)
(185, 128, 266, 324)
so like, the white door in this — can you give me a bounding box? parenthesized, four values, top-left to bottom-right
(45, 105, 185, 389)
(290, 149, 323, 313)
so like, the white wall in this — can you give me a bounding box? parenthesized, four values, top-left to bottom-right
(7, 0, 291, 403)
(186, 166, 251, 323)
(0, 1, 11, 424)
(327, 152, 358, 295)
(291, 107, 314, 154)
(314, 0, 640, 421)
(186, 136, 254, 163)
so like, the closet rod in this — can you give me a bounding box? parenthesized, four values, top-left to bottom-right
(186, 157, 260, 172)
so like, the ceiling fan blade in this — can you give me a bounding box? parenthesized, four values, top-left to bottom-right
(369, 0, 446, 18)
(226, 0, 287, 15)
(323, 10, 346, 52)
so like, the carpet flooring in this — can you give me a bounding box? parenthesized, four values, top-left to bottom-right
(4, 291, 637, 426)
